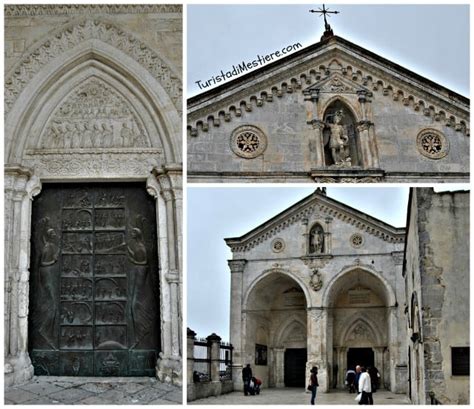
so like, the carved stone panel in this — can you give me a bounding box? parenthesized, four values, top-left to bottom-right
(29, 183, 160, 376)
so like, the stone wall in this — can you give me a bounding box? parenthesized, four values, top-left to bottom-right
(405, 188, 469, 404)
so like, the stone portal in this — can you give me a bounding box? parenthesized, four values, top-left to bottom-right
(29, 183, 160, 376)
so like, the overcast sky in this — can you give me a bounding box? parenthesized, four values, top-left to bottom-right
(187, 4, 469, 97)
(187, 187, 411, 341)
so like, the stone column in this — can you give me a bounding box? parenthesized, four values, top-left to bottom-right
(357, 121, 373, 169)
(4, 165, 41, 387)
(207, 333, 222, 383)
(374, 346, 385, 389)
(187, 328, 196, 402)
(307, 307, 329, 392)
(311, 121, 326, 167)
(274, 347, 286, 388)
(304, 89, 325, 167)
(151, 164, 183, 386)
(228, 259, 247, 390)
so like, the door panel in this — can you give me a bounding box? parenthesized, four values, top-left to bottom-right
(284, 348, 307, 387)
(29, 183, 160, 376)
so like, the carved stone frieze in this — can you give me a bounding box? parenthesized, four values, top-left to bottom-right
(37, 78, 151, 150)
(313, 176, 383, 183)
(5, 19, 181, 113)
(188, 50, 468, 137)
(22, 153, 162, 178)
(5, 4, 181, 17)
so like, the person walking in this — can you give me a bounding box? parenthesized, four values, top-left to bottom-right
(309, 366, 319, 405)
(368, 366, 380, 392)
(354, 365, 362, 393)
(242, 364, 252, 396)
(358, 367, 373, 405)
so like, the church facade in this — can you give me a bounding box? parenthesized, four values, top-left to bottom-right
(4, 5, 182, 386)
(225, 189, 408, 393)
(188, 33, 469, 183)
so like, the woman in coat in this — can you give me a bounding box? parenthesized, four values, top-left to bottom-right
(309, 367, 319, 405)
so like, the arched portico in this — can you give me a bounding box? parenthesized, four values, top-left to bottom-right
(322, 265, 396, 391)
(241, 271, 309, 389)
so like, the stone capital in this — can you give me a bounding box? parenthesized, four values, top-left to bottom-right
(165, 271, 180, 284)
(228, 259, 247, 273)
(357, 120, 373, 132)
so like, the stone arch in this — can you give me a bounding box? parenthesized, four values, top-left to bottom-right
(274, 315, 307, 347)
(319, 94, 362, 123)
(339, 314, 384, 347)
(243, 268, 310, 311)
(5, 22, 181, 166)
(322, 264, 396, 308)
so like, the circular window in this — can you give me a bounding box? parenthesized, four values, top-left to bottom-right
(271, 238, 285, 253)
(230, 125, 267, 158)
(416, 129, 449, 159)
(350, 233, 364, 248)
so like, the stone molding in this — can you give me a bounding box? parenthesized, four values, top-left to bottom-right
(5, 19, 181, 113)
(188, 46, 469, 137)
(225, 192, 404, 253)
(5, 4, 182, 16)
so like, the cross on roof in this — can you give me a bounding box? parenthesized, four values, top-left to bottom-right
(309, 4, 340, 32)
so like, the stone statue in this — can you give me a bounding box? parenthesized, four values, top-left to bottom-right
(310, 224, 324, 254)
(327, 109, 351, 166)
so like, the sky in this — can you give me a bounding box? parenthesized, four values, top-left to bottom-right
(187, 187, 411, 341)
(187, 4, 469, 97)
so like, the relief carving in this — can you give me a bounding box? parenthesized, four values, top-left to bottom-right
(33, 217, 60, 349)
(5, 19, 181, 113)
(310, 268, 323, 291)
(309, 224, 325, 254)
(39, 79, 150, 150)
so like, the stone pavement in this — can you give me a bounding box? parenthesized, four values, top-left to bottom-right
(189, 388, 411, 405)
(4, 376, 182, 405)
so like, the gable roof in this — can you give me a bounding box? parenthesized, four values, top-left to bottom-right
(224, 189, 405, 253)
(188, 35, 469, 133)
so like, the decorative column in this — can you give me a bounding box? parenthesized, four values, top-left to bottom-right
(4, 165, 41, 387)
(304, 89, 325, 167)
(274, 347, 286, 388)
(228, 259, 247, 390)
(357, 90, 379, 169)
(374, 346, 385, 388)
(151, 163, 183, 386)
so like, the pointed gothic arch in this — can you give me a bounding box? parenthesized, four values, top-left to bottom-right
(5, 22, 181, 167)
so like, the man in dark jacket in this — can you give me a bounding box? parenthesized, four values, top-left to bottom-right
(354, 365, 362, 393)
(242, 364, 252, 396)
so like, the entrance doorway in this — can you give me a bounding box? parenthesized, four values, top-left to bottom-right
(28, 183, 160, 376)
(347, 348, 374, 371)
(284, 348, 307, 387)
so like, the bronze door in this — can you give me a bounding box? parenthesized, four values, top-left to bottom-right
(29, 183, 160, 376)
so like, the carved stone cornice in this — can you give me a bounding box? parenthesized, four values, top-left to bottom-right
(5, 5, 182, 17)
(5, 19, 181, 113)
(188, 40, 469, 137)
(225, 191, 404, 253)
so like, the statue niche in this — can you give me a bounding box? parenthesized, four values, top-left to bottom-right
(309, 223, 325, 254)
(323, 101, 360, 167)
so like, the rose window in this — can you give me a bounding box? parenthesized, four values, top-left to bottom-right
(350, 233, 364, 248)
(416, 129, 448, 159)
(231, 125, 267, 158)
(271, 238, 285, 253)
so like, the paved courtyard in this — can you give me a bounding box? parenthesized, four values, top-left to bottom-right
(5, 376, 182, 405)
(190, 388, 411, 405)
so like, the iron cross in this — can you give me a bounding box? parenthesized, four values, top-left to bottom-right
(309, 4, 340, 31)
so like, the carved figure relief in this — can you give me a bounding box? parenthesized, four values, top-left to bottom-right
(34, 217, 60, 349)
(347, 323, 371, 342)
(39, 78, 150, 150)
(309, 223, 325, 254)
(326, 110, 351, 166)
(310, 268, 323, 291)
